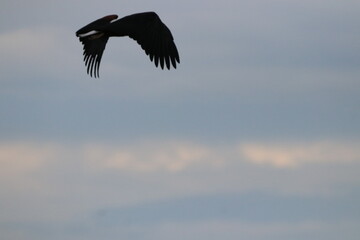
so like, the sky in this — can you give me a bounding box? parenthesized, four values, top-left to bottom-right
(1, 0, 360, 239)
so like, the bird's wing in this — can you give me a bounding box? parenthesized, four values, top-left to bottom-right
(79, 33, 109, 78)
(118, 12, 180, 69)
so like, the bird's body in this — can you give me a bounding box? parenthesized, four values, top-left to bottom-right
(76, 12, 180, 77)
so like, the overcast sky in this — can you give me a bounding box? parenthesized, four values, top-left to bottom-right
(1, 0, 360, 239)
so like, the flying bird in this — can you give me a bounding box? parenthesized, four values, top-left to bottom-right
(76, 12, 180, 77)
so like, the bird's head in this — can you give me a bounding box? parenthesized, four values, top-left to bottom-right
(76, 14, 118, 37)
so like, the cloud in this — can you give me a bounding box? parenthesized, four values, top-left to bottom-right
(121, 219, 360, 240)
(84, 141, 218, 172)
(0, 26, 80, 79)
(0, 142, 57, 177)
(83, 140, 360, 172)
(240, 141, 360, 168)
(1, 139, 359, 230)
(1, 140, 358, 178)
(0, 27, 59, 64)
(1, 139, 359, 209)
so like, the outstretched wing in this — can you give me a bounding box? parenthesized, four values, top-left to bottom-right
(78, 33, 109, 78)
(117, 12, 180, 69)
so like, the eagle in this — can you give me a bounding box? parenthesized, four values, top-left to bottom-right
(76, 12, 180, 77)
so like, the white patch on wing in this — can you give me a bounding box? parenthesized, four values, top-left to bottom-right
(77, 30, 100, 38)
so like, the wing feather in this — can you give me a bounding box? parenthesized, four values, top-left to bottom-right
(117, 12, 180, 69)
(79, 33, 109, 78)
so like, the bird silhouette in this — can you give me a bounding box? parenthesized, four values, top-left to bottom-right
(76, 12, 180, 77)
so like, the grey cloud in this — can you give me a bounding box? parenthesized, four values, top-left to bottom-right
(94, 191, 360, 224)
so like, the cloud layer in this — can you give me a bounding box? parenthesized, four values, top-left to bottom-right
(1, 139, 359, 239)
(2, 140, 359, 177)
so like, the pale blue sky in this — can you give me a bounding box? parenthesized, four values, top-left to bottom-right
(1, 0, 360, 239)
